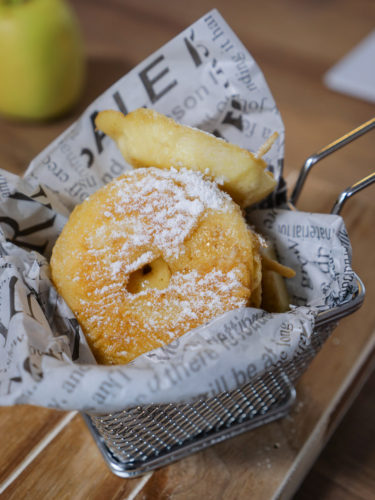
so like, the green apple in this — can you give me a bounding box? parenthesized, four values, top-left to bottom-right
(0, 0, 85, 120)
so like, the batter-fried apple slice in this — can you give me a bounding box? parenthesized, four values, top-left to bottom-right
(95, 108, 277, 207)
(260, 244, 295, 313)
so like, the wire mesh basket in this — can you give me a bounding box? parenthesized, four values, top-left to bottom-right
(83, 119, 374, 478)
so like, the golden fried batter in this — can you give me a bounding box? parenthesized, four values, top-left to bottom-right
(51, 167, 261, 365)
(95, 108, 277, 207)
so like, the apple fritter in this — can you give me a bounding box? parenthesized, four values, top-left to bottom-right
(95, 108, 277, 207)
(260, 243, 295, 313)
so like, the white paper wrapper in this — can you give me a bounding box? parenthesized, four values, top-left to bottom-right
(0, 10, 357, 413)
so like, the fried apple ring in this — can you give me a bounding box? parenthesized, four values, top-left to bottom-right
(51, 167, 262, 365)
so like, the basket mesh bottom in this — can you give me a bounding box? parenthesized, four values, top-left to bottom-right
(89, 369, 293, 468)
(86, 321, 338, 475)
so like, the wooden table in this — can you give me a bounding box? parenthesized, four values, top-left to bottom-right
(0, 1, 374, 498)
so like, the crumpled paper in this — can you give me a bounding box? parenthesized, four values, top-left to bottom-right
(0, 10, 357, 413)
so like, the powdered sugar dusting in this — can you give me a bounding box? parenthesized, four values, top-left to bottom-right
(122, 251, 154, 275)
(82, 268, 246, 351)
(66, 167, 252, 364)
(87, 167, 230, 261)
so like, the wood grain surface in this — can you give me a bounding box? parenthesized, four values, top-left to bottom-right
(0, 1, 374, 498)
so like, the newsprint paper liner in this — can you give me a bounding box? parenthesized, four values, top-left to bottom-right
(0, 10, 357, 414)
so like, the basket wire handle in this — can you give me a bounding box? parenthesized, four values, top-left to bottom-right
(331, 172, 375, 214)
(289, 117, 375, 207)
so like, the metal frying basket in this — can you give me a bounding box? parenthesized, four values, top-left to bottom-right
(83, 119, 375, 478)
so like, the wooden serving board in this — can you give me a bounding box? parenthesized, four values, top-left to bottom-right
(0, 1, 374, 498)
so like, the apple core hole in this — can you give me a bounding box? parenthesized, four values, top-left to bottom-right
(126, 257, 171, 294)
(142, 264, 152, 275)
